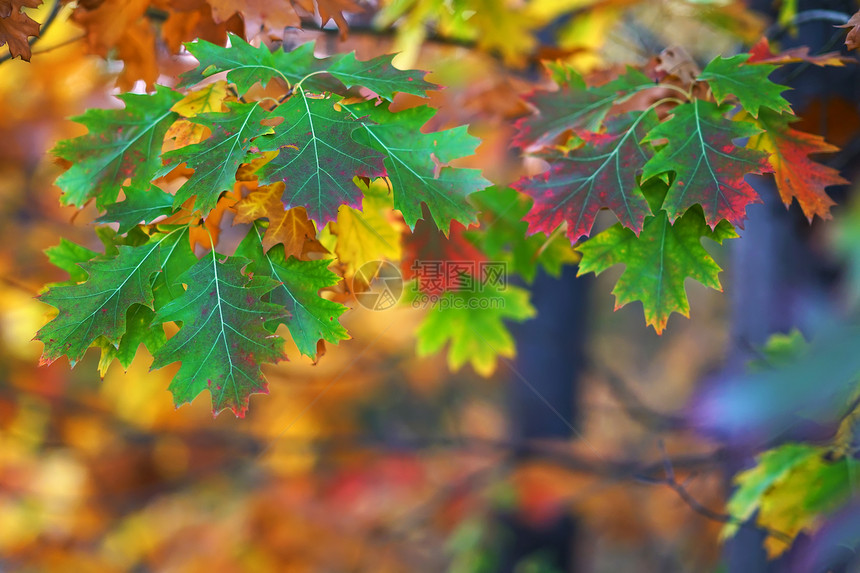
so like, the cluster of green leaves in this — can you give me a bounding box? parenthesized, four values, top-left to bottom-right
(36, 34, 495, 416)
(36, 33, 851, 415)
(513, 42, 847, 333)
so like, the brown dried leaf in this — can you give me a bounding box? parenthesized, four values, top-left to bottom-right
(0, 0, 40, 61)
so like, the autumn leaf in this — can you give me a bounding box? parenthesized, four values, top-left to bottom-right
(747, 109, 847, 222)
(159, 101, 272, 213)
(641, 99, 772, 229)
(53, 87, 182, 209)
(237, 224, 349, 359)
(347, 100, 486, 233)
(409, 283, 535, 377)
(0, 0, 40, 61)
(254, 93, 386, 227)
(186, 187, 241, 251)
(515, 110, 658, 242)
(402, 212, 485, 296)
(44, 239, 98, 285)
(70, 0, 157, 90)
(151, 250, 288, 417)
(513, 65, 653, 149)
(151, 226, 196, 309)
(698, 54, 791, 118)
(328, 181, 404, 277)
(326, 51, 438, 99)
(234, 185, 325, 257)
(576, 185, 737, 334)
(838, 10, 860, 51)
(465, 186, 579, 283)
(179, 34, 327, 95)
(36, 229, 187, 366)
(303, 0, 363, 34)
(724, 444, 819, 539)
(206, 0, 301, 34)
(725, 443, 853, 557)
(746, 36, 847, 67)
(164, 80, 228, 149)
(95, 184, 175, 234)
(94, 304, 166, 375)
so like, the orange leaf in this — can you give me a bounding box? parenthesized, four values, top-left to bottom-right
(0, 0, 40, 61)
(838, 10, 860, 51)
(747, 37, 848, 67)
(234, 184, 327, 257)
(748, 110, 848, 222)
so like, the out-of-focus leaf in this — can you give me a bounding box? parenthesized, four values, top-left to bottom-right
(408, 282, 535, 376)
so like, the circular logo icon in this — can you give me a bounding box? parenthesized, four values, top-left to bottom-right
(353, 260, 403, 311)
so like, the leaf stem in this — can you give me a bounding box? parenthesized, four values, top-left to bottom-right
(293, 70, 330, 94)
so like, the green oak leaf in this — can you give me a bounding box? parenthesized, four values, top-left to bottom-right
(237, 223, 349, 358)
(150, 251, 288, 417)
(179, 34, 332, 95)
(347, 100, 487, 233)
(513, 64, 653, 149)
(408, 283, 535, 376)
(94, 304, 166, 375)
(327, 51, 438, 99)
(151, 226, 197, 309)
(45, 239, 99, 284)
(698, 54, 791, 118)
(465, 186, 578, 283)
(95, 184, 175, 234)
(641, 99, 772, 229)
(255, 93, 386, 226)
(53, 86, 182, 209)
(180, 34, 434, 100)
(159, 101, 273, 213)
(576, 191, 737, 334)
(35, 230, 186, 366)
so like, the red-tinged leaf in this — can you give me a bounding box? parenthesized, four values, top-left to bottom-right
(748, 109, 848, 222)
(254, 92, 386, 227)
(402, 211, 485, 297)
(53, 87, 183, 209)
(514, 110, 657, 243)
(641, 100, 773, 229)
(513, 65, 653, 149)
(35, 230, 186, 366)
(747, 37, 847, 67)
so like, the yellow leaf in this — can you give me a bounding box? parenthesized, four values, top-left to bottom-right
(164, 81, 228, 149)
(329, 179, 404, 277)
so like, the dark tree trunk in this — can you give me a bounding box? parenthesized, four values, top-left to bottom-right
(501, 266, 592, 571)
